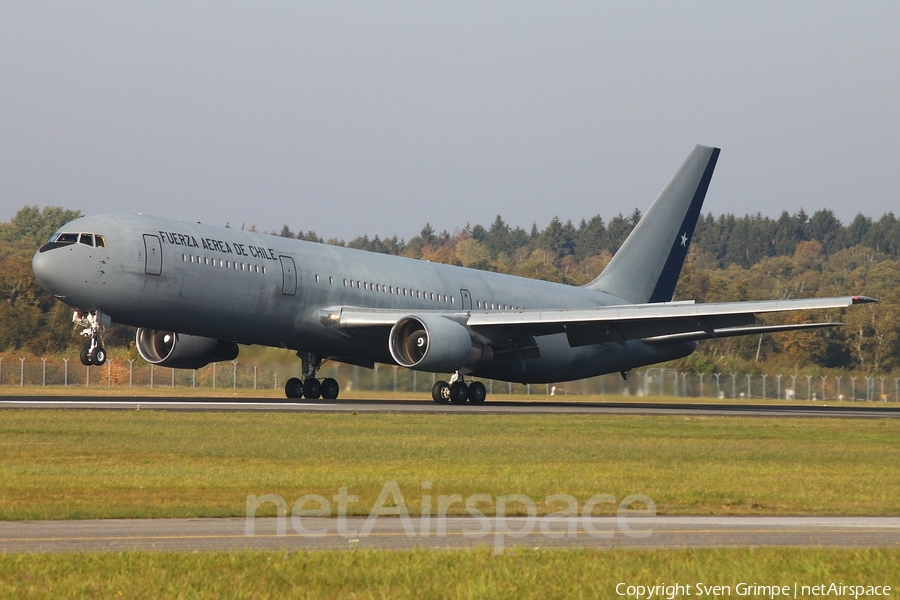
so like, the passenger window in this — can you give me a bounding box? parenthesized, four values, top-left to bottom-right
(79, 233, 94, 246)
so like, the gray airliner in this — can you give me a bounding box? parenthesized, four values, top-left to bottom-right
(32, 145, 873, 403)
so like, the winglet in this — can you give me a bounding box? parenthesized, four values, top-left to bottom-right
(586, 145, 720, 304)
(852, 296, 878, 304)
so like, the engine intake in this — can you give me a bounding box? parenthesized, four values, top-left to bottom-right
(389, 315, 491, 373)
(136, 328, 239, 370)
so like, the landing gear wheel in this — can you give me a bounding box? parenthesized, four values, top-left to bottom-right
(80, 343, 92, 366)
(303, 378, 321, 400)
(449, 381, 469, 404)
(321, 378, 339, 400)
(90, 346, 106, 366)
(285, 377, 303, 399)
(432, 381, 450, 404)
(468, 381, 486, 404)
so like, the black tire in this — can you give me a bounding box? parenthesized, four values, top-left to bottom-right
(303, 378, 321, 399)
(321, 378, 339, 400)
(468, 381, 487, 404)
(449, 381, 469, 404)
(80, 343, 92, 366)
(90, 346, 106, 366)
(285, 377, 303, 399)
(432, 380, 450, 403)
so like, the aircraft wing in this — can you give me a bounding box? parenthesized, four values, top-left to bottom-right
(329, 295, 876, 347)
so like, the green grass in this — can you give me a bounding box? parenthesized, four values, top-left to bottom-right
(1, 548, 897, 599)
(1, 411, 898, 520)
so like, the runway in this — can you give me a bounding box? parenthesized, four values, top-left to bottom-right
(2, 516, 899, 553)
(1, 395, 900, 417)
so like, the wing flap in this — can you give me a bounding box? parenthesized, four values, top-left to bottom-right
(642, 321, 843, 345)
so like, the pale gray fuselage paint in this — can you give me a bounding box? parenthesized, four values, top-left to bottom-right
(32, 212, 693, 384)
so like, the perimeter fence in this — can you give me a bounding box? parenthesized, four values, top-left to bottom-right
(0, 355, 897, 401)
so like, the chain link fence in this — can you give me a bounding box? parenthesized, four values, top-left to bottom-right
(0, 355, 897, 401)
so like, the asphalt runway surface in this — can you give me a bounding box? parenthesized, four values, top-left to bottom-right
(2, 516, 899, 553)
(2, 395, 900, 417)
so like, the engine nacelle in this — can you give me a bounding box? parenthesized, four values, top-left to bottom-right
(389, 315, 491, 373)
(135, 328, 239, 370)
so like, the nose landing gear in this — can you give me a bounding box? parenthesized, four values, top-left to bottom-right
(74, 310, 107, 366)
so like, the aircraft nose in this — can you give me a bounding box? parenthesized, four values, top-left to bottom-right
(32, 247, 68, 297)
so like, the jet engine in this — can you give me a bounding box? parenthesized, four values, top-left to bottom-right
(135, 328, 239, 370)
(389, 315, 491, 373)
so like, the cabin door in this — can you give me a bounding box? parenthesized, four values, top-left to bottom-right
(280, 255, 297, 296)
(460, 289, 473, 310)
(143, 234, 162, 275)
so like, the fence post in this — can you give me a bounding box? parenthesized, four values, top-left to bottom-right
(42, 358, 47, 387)
(373, 364, 378, 392)
(150, 364, 154, 388)
(746, 374, 751, 399)
(63, 358, 69, 386)
(254, 366, 258, 391)
(128, 359, 134, 388)
(851, 377, 856, 401)
(108, 360, 112, 387)
(212, 363, 216, 389)
(232, 361, 238, 389)
(776, 374, 783, 400)
(821, 376, 827, 401)
(836, 376, 841, 400)
(762, 374, 767, 400)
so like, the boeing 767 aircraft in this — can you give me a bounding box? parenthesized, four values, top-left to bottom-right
(32, 146, 873, 403)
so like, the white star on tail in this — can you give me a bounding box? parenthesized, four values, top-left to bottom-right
(680, 233, 688, 247)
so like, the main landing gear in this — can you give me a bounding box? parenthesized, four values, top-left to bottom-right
(431, 372, 487, 405)
(285, 352, 339, 400)
(74, 310, 107, 366)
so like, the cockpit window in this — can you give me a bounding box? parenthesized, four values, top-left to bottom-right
(40, 232, 107, 252)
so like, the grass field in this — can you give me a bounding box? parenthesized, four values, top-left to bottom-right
(1, 410, 897, 520)
(1, 548, 897, 599)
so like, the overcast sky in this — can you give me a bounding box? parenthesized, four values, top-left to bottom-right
(2, 2, 897, 240)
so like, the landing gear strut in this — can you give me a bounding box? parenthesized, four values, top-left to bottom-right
(74, 310, 107, 366)
(285, 352, 339, 400)
(431, 372, 487, 404)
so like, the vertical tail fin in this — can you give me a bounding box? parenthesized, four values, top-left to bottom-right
(586, 145, 720, 303)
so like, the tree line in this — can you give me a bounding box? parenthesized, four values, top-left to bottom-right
(3, 205, 899, 376)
